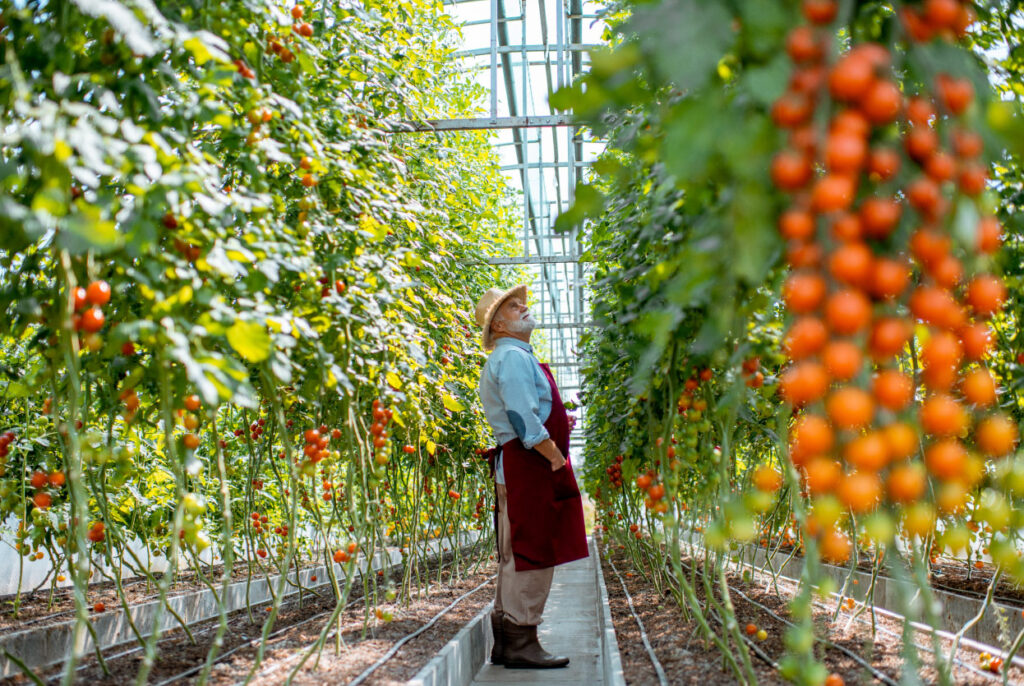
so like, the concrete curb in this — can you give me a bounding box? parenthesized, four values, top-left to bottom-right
(407, 602, 492, 686)
(409, 537, 627, 686)
(591, 536, 627, 686)
(0, 531, 481, 679)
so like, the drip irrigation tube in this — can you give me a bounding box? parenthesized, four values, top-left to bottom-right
(604, 547, 669, 686)
(345, 574, 496, 686)
(735, 554, 1009, 683)
(150, 597, 363, 686)
(668, 556, 900, 686)
(31, 538, 480, 684)
(727, 581, 901, 686)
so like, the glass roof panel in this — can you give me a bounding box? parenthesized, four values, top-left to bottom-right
(438, 0, 609, 452)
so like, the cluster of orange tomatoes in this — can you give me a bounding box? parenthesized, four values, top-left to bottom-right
(302, 426, 334, 464)
(772, 0, 1015, 563)
(265, 5, 314, 65)
(636, 471, 668, 514)
(741, 357, 764, 388)
(333, 541, 358, 564)
(250, 511, 270, 534)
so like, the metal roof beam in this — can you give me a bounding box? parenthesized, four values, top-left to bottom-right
(398, 115, 574, 132)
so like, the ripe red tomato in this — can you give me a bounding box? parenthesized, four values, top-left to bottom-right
(80, 307, 105, 333)
(86, 280, 111, 306)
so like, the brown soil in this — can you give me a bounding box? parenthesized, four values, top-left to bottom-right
(18, 550, 494, 685)
(600, 543, 786, 685)
(759, 542, 1024, 608)
(600, 539, 1022, 685)
(0, 558, 323, 632)
(0, 536, 476, 632)
(233, 567, 494, 686)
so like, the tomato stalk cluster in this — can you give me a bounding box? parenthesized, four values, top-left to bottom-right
(770, 0, 1016, 568)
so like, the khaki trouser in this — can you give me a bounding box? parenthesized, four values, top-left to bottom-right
(494, 483, 554, 626)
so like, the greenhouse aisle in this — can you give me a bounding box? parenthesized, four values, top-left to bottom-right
(471, 554, 603, 685)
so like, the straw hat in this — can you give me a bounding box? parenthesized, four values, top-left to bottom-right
(475, 284, 529, 351)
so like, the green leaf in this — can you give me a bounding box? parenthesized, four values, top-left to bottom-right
(71, 0, 161, 56)
(739, 55, 790, 107)
(731, 186, 778, 284)
(226, 320, 272, 363)
(60, 212, 121, 254)
(441, 394, 465, 412)
(554, 184, 604, 232)
(626, 0, 734, 93)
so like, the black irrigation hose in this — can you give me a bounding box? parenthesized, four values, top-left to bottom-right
(150, 597, 364, 686)
(670, 555, 900, 686)
(659, 565, 782, 682)
(345, 574, 497, 686)
(157, 550, 480, 686)
(7, 579, 155, 631)
(823, 598, 1005, 684)
(700, 595, 780, 672)
(604, 546, 670, 686)
(54, 545, 473, 685)
(929, 580, 1024, 611)
(728, 582, 901, 686)
(41, 582, 329, 685)
(738, 559, 1007, 684)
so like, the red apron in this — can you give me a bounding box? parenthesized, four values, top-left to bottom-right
(492, 362, 589, 571)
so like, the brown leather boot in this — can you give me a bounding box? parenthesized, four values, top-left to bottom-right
(501, 618, 570, 669)
(490, 610, 505, 665)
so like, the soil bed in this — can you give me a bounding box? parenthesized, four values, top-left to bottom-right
(755, 542, 1024, 608)
(0, 558, 310, 632)
(0, 535, 471, 632)
(600, 539, 1022, 685)
(14, 549, 493, 685)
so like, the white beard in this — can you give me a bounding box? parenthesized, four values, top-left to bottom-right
(504, 312, 536, 334)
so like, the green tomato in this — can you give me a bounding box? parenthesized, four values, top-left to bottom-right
(182, 517, 202, 536)
(862, 512, 895, 545)
(744, 490, 773, 514)
(784, 625, 814, 654)
(979, 490, 1010, 531)
(940, 524, 970, 555)
(192, 530, 211, 552)
(182, 493, 205, 516)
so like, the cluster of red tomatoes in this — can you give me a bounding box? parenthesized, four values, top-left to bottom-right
(604, 454, 624, 488)
(69, 280, 111, 352)
(28, 469, 65, 510)
(370, 399, 393, 465)
(0, 430, 16, 459)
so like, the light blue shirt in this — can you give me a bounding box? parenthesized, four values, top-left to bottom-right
(478, 337, 552, 484)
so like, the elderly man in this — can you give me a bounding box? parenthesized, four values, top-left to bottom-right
(474, 285, 588, 669)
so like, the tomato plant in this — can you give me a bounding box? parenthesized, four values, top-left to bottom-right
(0, 0, 523, 682)
(558, 1, 1024, 684)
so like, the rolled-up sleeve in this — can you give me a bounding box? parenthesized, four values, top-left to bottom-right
(496, 352, 550, 450)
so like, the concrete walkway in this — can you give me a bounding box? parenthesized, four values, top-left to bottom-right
(471, 553, 602, 686)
